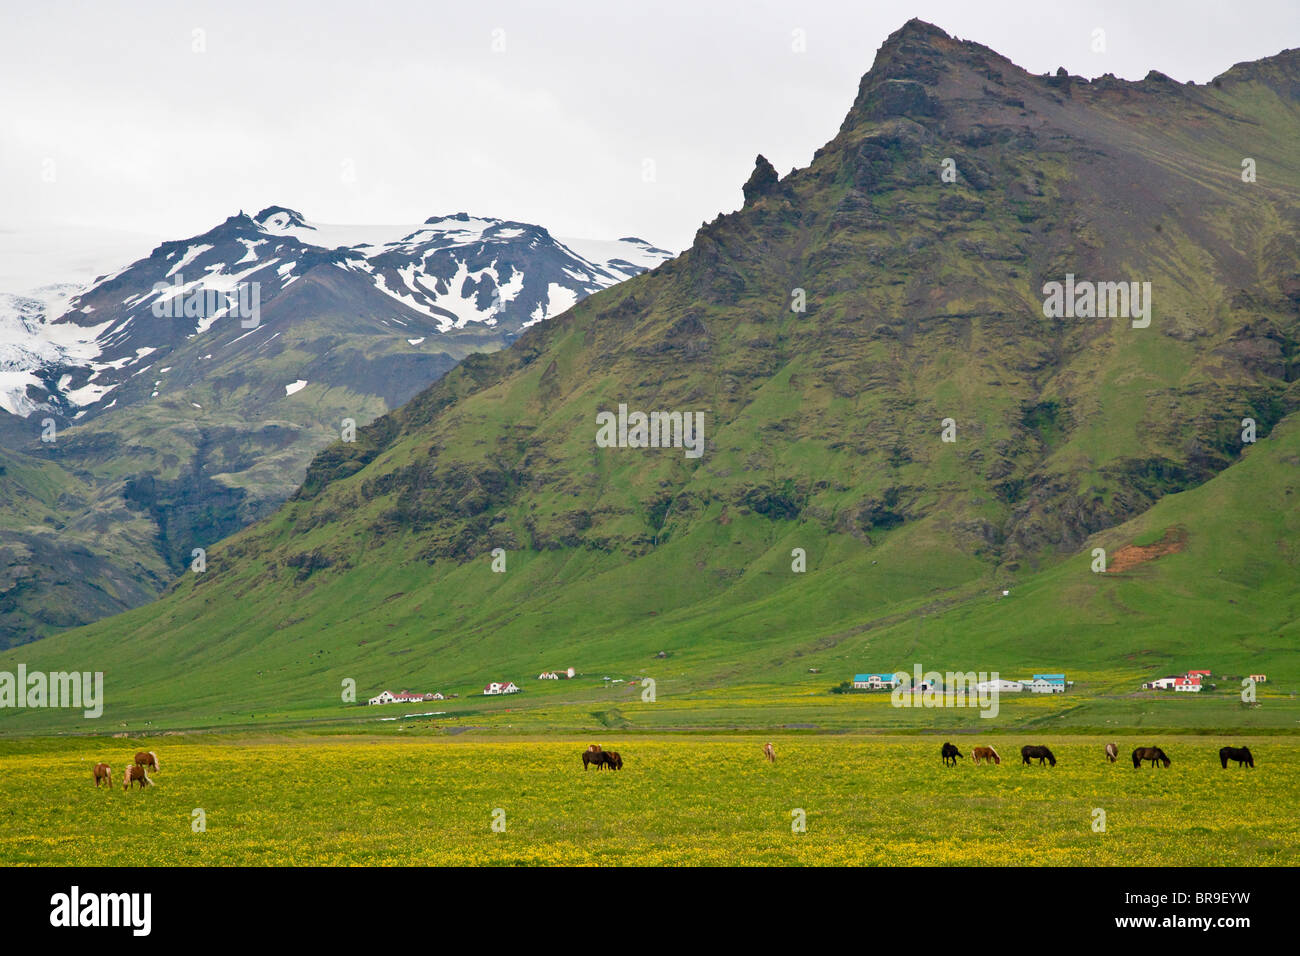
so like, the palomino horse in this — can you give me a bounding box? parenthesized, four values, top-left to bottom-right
(92, 763, 112, 788)
(1021, 745, 1056, 766)
(123, 765, 153, 790)
(1132, 746, 1171, 768)
(1219, 746, 1254, 768)
(1105, 742, 1118, 763)
(134, 751, 159, 772)
(764, 743, 776, 763)
(972, 746, 1000, 765)
(940, 742, 963, 767)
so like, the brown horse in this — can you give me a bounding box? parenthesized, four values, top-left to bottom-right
(604, 751, 623, 770)
(940, 742, 963, 766)
(123, 765, 152, 790)
(92, 763, 112, 788)
(764, 742, 776, 763)
(134, 751, 159, 772)
(1105, 742, 1118, 763)
(582, 749, 609, 770)
(1132, 746, 1171, 768)
(972, 746, 1000, 765)
(1021, 745, 1056, 766)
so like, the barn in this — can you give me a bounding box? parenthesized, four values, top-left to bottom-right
(976, 679, 1023, 693)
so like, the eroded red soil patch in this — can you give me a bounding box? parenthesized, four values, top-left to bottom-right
(1107, 526, 1187, 573)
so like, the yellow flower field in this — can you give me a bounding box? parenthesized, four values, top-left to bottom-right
(0, 735, 1295, 866)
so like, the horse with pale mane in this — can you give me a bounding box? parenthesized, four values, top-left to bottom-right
(123, 765, 153, 790)
(134, 751, 159, 772)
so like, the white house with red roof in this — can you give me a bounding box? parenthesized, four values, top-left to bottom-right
(1173, 676, 1202, 692)
(367, 689, 442, 705)
(483, 681, 520, 696)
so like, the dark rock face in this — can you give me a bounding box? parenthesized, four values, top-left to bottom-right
(742, 154, 781, 203)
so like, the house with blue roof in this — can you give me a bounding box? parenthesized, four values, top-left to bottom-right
(853, 673, 902, 690)
(1029, 673, 1067, 694)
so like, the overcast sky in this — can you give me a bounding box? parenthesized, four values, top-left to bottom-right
(1, 0, 1296, 273)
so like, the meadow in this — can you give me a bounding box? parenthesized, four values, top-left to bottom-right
(1, 733, 1295, 866)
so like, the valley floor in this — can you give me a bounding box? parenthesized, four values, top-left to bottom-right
(0, 733, 1294, 866)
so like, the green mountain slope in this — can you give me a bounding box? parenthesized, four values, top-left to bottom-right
(3, 20, 1297, 731)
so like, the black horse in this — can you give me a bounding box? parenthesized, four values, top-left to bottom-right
(1132, 746, 1171, 768)
(940, 742, 963, 767)
(1220, 746, 1254, 768)
(1020, 745, 1056, 766)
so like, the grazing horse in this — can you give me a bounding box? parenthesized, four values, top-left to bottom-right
(134, 751, 159, 772)
(1219, 746, 1254, 769)
(1021, 745, 1056, 767)
(940, 742, 963, 767)
(123, 765, 152, 790)
(1105, 742, 1118, 763)
(1132, 746, 1171, 768)
(582, 749, 608, 770)
(972, 746, 1000, 765)
(92, 763, 112, 788)
(763, 742, 776, 763)
(604, 751, 623, 770)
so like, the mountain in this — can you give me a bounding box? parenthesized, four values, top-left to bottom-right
(0, 208, 672, 645)
(3, 206, 670, 427)
(4, 20, 1297, 730)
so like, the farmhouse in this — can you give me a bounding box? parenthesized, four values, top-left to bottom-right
(1143, 676, 1180, 690)
(1250, 673, 1268, 684)
(1033, 673, 1067, 690)
(1026, 678, 1064, 694)
(975, 679, 1024, 693)
(853, 673, 901, 690)
(538, 672, 559, 680)
(1144, 669, 1216, 692)
(483, 681, 520, 696)
(367, 689, 442, 706)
